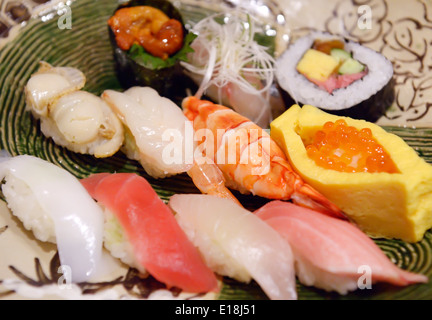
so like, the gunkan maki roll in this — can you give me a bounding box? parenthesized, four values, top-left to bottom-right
(275, 32, 395, 122)
(108, 0, 197, 102)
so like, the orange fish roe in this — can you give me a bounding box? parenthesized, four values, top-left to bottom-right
(305, 119, 399, 173)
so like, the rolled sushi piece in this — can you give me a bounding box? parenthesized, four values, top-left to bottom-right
(255, 201, 428, 295)
(80, 173, 219, 294)
(108, 0, 197, 101)
(0, 155, 105, 283)
(275, 32, 395, 122)
(169, 194, 297, 300)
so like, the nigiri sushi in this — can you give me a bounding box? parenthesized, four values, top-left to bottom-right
(168, 194, 297, 300)
(0, 154, 105, 283)
(102, 87, 194, 178)
(80, 173, 219, 294)
(40, 91, 125, 158)
(25, 62, 124, 158)
(25, 61, 86, 118)
(255, 201, 428, 294)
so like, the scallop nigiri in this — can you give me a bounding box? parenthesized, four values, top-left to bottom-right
(25, 62, 124, 158)
(80, 173, 219, 294)
(25, 61, 86, 118)
(102, 87, 194, 178)
(168, 194, 297, 300)
(0, 154, 104, 283)
(255, 201, 428, 294)
(40, 91, 124, 158)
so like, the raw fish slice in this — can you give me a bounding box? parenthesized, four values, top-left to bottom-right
(81, 173, 219, 294)
(0, 155, 104, 283)
(255, 201, 428, 294)
(169, 194, 297, 300)
(102, 87, 194, 178)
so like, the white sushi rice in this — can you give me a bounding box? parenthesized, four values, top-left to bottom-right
(1, 157, 145, 276)
(276, 32, 394, 111)
(102, 208, 147, 275)
(2, 174, 56, 244)
(0, 155, 106, 283)
(175, 214, 252, 283)
(295, 255, 359, 295)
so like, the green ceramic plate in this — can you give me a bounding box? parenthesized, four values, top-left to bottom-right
(0, 0, 432, 300)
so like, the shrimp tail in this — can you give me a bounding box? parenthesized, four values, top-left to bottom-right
(291, 180, 346, 220)
(187, 160, 243, 207)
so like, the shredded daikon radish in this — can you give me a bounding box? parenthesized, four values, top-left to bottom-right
(182, 13, 277, 128)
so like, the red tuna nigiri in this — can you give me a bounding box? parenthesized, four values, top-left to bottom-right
(255, 201, 428, 294)
(81, 173, 219, 294)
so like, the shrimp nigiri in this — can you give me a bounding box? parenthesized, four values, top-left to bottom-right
(255, 201, 428, 294)
(81, 173, 219, 294)
(169, 194, 297, 300)
(182, 96, 345, 219)
(0, 155, 105, 283)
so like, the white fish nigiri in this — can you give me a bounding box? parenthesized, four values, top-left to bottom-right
(169, 194, 297, 300)
(255, 201, 429, 294)
(102, 87, 194, 178)
(0, 155, 104, 283)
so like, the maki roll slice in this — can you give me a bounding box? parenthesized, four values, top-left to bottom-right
(275, 32, 395, 122)
(108, 0, 196, 101)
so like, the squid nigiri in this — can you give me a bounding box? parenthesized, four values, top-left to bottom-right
(80, 173, 219, 294)
(255, 201, 428, 294)
(168, 194, 297, 300)
(0, 155, 104, 283)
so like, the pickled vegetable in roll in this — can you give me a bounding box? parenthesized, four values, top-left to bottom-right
(276, 32, 395, 122)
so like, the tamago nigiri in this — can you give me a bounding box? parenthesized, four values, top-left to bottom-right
(81, 173, 219, 294)
(255, 201, 428, 294)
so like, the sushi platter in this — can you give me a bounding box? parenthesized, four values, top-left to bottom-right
(1, 0, 432, 300)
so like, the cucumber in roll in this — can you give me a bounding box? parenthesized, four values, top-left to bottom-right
(108, 0, 196, 102)
(275, 32, 395, 122)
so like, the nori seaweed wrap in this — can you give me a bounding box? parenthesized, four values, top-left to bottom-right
(108, 0, 197, 102)
(275, 32, 395, 123)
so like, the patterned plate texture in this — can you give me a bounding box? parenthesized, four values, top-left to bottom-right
(0, 0, 431, 300)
